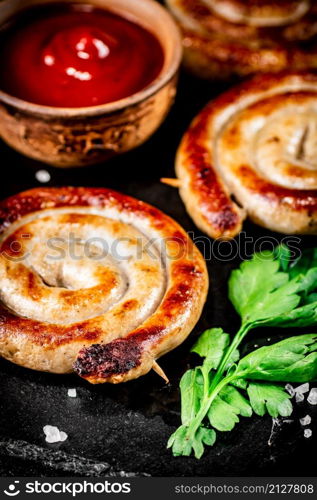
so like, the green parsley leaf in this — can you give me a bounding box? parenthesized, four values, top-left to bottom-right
(167, 425, 192, 457)
(193, 427, 217, 459)
(219, 385, 252, 418)
(230, 378, 248, 389)
(191, 328, 230, 367)
(247, 383, 293, 418)
(236, 335, 317, 383)
(167, 425, 216, 459)
(228, 251, 300, 326)
(267, 302, 317, 328)
(274, 243, 291, 271)
(207, 384, 253, 433)
(180, 368, 204, 425)
(289, 248, 317, 278)
(191, 328, 239, 371)
(168, 246, 317, 460)
(296, 268, 317, 296)
(208, 396, 240, 432)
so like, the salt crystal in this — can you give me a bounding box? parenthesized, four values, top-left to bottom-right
(59, 431, 68, 442)
(68, 388, 77, 398)
(43, 425, 68, 443)
(294, 383, 310, 395)
(285, 384, 295, 397)
(300, 415, 311, 426)
(35, 170, 51, 183)
(295, 392, 305, 404)
(304, 429, 312, 439)
(307, 388, 317, 405)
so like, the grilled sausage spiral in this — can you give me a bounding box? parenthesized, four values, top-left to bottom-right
(175, 72, 317, 239)
(166, 0, 317, 79)
(0, 187, 208, 383)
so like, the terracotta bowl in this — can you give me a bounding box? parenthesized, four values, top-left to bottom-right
(0, 0, 182, 167)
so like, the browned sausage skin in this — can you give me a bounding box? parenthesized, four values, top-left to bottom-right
(0, 187, 208, 383)
(166, 0, 317, 80)
(176, 72, 317, 239)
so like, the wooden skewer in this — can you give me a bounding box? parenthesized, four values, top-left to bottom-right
(161, 177, 182, 188)
(152, 361, 169, 384)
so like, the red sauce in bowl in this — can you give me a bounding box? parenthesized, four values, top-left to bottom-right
(0, 4, 165, 108)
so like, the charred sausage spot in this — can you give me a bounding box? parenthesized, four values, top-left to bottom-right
(74, 338, 142, 379)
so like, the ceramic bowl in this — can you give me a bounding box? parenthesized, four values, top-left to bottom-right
(0, 0, 182, 167)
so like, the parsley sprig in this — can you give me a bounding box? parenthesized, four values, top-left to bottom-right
(168, 246, 317, 458)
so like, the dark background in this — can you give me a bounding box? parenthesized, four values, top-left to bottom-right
(0, 65, 316, 477)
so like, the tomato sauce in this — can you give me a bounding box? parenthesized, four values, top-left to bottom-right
(0, 4, 164, 108)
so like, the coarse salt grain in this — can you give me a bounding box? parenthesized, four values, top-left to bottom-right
(35, 170, 51, 183)
(43, 425, 68, 443)
(300, 415, 311, 426)
(285, 384, 295, 397)
(307, 388, 317, 405)
(304, 429, 312, 439)
(294, 383, 310, 395)
(68, 388, 77, 398)
(295, 392, 305, 404)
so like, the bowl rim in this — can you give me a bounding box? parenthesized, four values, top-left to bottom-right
(0, 0, 182, 118)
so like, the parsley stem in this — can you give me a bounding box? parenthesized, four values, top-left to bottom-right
(185, 323, 252, 441)
(186, 373, 235, 439)
(210, 323, 251, 390)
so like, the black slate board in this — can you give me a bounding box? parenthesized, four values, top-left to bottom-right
(0, 71, 316, 478)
